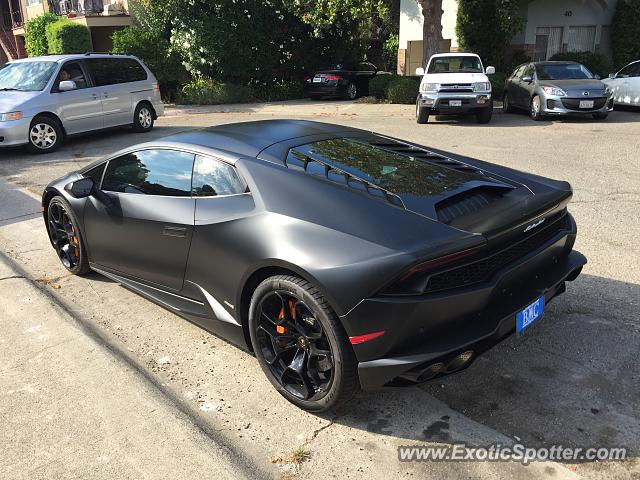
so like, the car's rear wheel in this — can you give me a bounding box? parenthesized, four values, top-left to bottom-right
(249, 275, 358, 412)
(345, 82, 358, 100)
(530, 95, 544, 121)
(46, 196, 91, 275)
(27, 115, 63, 154)
(416, 102, 429, 124)
(133, 102, 155, 132)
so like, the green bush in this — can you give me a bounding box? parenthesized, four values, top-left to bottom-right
(177, 77, 254, 105)
(369, 74, 395, 99)
(45, 20, 91, 54)
(25, 12, 61, 57)
(386, 76, 420, 104)
(253, 82, 304, 102)
(611, 0, 640, 69)
(509, 49, 531, 71)
(489, 72, 507, 98)
(549, 52, 614, 78)
(112, 26, 186, 99)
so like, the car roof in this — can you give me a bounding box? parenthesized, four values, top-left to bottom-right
(9, 53, 140, 64)
(431, 53, 480, 58)
(160, 120, 358, 158)
(532, 61, 580, 66)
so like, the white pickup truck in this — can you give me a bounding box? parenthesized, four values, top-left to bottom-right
(415, 53, 495, 124)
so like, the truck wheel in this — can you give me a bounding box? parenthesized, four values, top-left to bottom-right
(476, 105, 493, 124)
(416, 102, 429, 124)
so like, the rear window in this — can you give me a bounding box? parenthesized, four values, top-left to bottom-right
(86, 58, 148, 86)
(288, 139, 472, 197)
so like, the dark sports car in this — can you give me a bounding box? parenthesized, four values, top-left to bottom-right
(42, 120, 586, 412)
(303, 62, 382, 100)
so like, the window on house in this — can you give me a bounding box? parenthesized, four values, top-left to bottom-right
(567, 26, 597, 53)
(534, 27, 563, 61)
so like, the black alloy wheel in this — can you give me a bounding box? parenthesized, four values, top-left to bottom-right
(249, 275, 358, 411)
(46, 196, 90, 275)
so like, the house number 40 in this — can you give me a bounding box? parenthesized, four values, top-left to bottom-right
(564, 10, 573, 16)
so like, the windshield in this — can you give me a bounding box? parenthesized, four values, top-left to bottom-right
(427, 56, 482, 74)
(0, 61, 58, 91)
(536, 63, 594, 80)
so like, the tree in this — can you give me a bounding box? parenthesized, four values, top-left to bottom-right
(611, 0, 640, 69)
(417, 0, 443, 68)
(24, 12, 61, 56)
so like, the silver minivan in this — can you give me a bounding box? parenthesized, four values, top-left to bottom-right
(0, 53, 164, 154)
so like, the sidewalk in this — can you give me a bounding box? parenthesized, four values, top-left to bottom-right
(0, 253, 265, 480)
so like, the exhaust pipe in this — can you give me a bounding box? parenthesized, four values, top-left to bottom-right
(444, 350, 474, 373)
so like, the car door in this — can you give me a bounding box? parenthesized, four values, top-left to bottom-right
(86, 58, 138, 128)
(83, 148, 196, 291)
(516, 64, 536, 107)
(52, 60, 104, 134)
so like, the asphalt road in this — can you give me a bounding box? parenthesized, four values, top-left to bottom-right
(0, 100, 638, 479)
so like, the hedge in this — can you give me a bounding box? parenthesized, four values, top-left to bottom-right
(176, 78, 254, 105)
(45, 20, 91, 55)
(24, 12, 61, 57)
(368, 75, 420, 104)
(549, 52, 614, 78)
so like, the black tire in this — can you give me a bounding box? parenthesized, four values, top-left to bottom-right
(530, 95, 544, 121)
(416, 102, 429, 124)
(46, 196, 91, 275)
(593, 113, 608, 120)
(344, 82, 358, 100)
(249, 275, 358, 412)
(27, 115, 63, 154)
(502, 92, 514, 113)
(132, 102, 155, 132)
(476, 105, 493, 124)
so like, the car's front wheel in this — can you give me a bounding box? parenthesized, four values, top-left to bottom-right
(416, 102, 429, 124)
(530, 95, 544, 121)
(249, 275, 358, 412)
(46, 196, 91, 275)
(476, 105, 493, 124)
(27, 115, 63, 154)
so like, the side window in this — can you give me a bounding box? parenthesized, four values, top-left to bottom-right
(56, 61, 88, 90)
(83, 163, 106, 187)
(102, 149, 194, 197)
(633, 62, 640, 77)
(87, 58, 147, 86)
(523, 65, 534, 79)
(512, 65, 525, 79)
(192, 155, 246, 197)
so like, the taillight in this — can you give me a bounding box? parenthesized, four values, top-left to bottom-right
(325, 75, 340, 81)
(384, 247, 480, 294)
(153, 83, 160, 93)
(303, 75, 311, 82)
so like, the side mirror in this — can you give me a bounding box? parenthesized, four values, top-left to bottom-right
(415, 67, 425, 76)
(594, 74, 601, 80)
(485, 66, 496, 75)
(65, 177, 94, 198)
(59, 80, 77, 92)
(522, 75, 533, 83)
(609, 73, 616, 79)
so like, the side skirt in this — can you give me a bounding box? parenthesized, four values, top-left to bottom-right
(90, 265, 248, 349)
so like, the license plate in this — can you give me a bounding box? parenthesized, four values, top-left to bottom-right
(313, 77, 322, 83)
(449, 100, 462, 107)
(516, 295, 545, 334)
(579, 100, 594, 109)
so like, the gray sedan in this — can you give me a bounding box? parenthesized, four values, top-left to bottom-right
(503, 61, 613, 121)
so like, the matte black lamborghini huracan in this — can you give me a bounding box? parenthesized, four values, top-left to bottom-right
(43, 120, 586, 411)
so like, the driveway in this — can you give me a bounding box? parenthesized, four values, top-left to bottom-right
(0, 100, 638, 479)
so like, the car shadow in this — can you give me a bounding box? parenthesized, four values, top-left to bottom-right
(329, 273, 639, 464)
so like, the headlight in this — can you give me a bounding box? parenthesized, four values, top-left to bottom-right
(472, 82, 491, 93)
(420, 83, 439, 93)
(604, 86, 611, 95)
(0, 111, 22, 121)
(542, 86, 566, 96)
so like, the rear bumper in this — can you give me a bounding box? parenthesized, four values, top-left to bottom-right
(303, 82, 346, 97)
(343, 214, 587, 390)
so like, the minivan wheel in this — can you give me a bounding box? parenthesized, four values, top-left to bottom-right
(133, 103, 154, 132)
(27, 116, 63, 154)
(249, 275, 358, 412)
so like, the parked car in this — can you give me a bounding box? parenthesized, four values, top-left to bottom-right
(603, 60, 640, 107)
(0, 53, 163, 154)
(503, 61, 613, 120)
(43, 120, 586, 412)
(415, 53, 495, 124)
(303, 62, 384, 100)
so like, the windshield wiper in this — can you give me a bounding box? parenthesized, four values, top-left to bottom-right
(0, 87, 29, 91)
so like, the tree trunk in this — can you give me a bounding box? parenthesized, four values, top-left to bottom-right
(417, 0, 443, 69)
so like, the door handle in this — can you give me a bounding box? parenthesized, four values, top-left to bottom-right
(92, 93, 98, 99)
(103, 92, 109, 98)
(162, 226, 187, 238)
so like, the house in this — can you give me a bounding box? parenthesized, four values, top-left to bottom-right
(398, 0, 618, 75)
(0, 0, 131, 63)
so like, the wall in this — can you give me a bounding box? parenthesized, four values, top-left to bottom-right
(399, 0, 459, 49)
